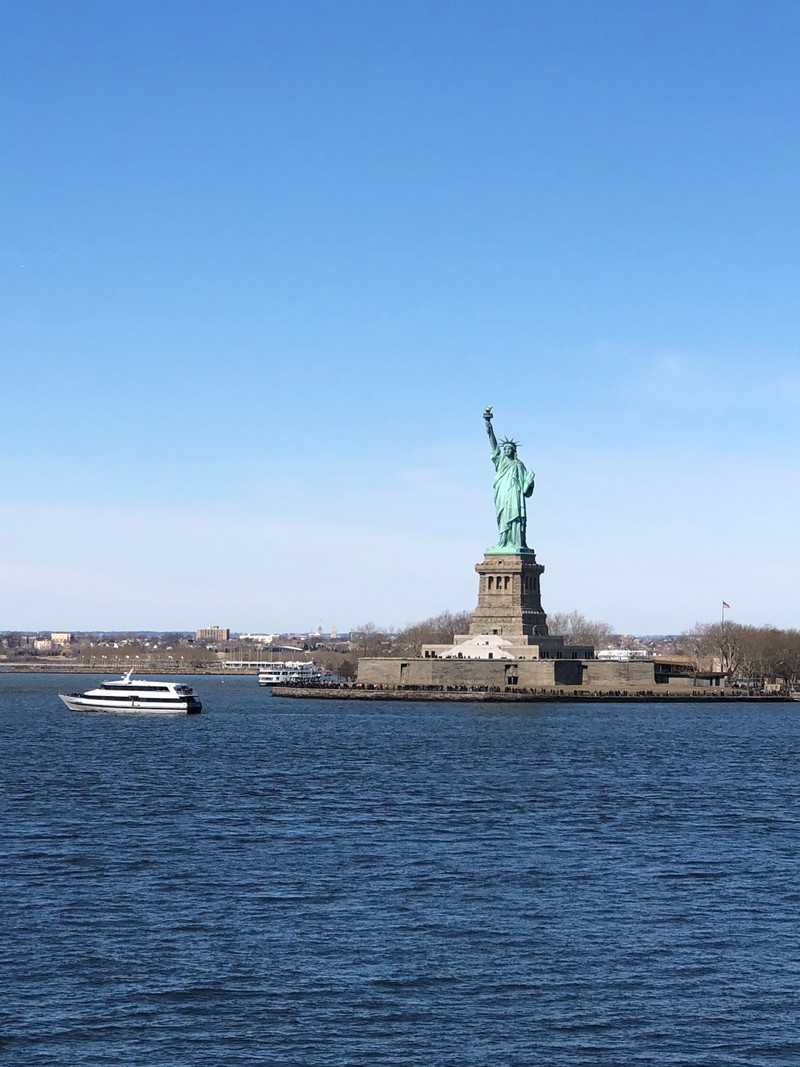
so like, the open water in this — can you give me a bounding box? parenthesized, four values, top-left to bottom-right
(3, 673, 800, 1066)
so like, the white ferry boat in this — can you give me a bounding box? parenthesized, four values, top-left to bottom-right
(258, 661, 322, 686)
(59, 671, 202, 714)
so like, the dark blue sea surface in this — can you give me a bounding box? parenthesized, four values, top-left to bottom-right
(3, 673, 800, 1065)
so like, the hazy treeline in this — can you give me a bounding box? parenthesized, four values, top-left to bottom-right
(681, 622, 800, 683)
(348, 609, 613, 660)
(546, 611, 614, 648)
(349, 611, 473, 659)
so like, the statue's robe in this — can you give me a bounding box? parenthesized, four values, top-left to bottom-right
(491, 447, 535, 550)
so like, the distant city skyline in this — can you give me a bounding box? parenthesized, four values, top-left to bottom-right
(3, 1, 800, 634)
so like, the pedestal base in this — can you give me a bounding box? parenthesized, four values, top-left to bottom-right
(469, 553, 549, 638)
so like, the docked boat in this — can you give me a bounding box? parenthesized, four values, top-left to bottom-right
(59, 671, 202, 714)
(258, 661, 322, 686)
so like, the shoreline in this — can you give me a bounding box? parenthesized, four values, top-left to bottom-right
(274, 686, 793, 703)
(0, 665, 253, 675)
(4, 670, 793, 702)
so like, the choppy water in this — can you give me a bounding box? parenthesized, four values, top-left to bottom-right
(3, 673, 800, 1065)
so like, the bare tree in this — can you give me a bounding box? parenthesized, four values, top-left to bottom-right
(314, 651, 357, 680)
(393, 609, 472, 655)
(681, 621, 746, 677)
(738, 625, 800, 686)
(338, 658, 357, 681)
(350, 623, 391, 658)
(547, 610, 613, 648)
(678, 624, 714, 672)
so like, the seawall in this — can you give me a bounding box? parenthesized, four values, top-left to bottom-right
(273, 687, 792, 703)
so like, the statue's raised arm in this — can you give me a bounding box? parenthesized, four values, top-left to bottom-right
(482, 406, 535, 554)
(483, 406, 498, 451)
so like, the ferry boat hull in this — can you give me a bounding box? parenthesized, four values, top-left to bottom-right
(59, 694, 201, 714)
(258, 661, 324, 686)
(58, 671, 202, 714)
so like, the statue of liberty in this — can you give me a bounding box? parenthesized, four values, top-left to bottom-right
(483, 407, 535, 553)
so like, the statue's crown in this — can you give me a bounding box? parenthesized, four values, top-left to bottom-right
(500, 437, 519, 448)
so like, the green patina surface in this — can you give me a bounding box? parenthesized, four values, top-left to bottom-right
(483, 407, 535, 554)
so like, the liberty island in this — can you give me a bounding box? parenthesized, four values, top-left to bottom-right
(277, 407, 745, 699)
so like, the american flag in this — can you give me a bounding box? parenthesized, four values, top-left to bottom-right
(722, 601, 731, 609)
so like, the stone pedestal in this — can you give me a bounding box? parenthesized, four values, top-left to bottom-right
(469, 553, 549, 638)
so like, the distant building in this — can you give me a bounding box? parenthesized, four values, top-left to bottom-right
(51, 632, 72, 645)
(596, 648, 649, 661)
(196, 626, 230, 644)
(34, 638, 53, 653)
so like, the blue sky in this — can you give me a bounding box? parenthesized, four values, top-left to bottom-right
(3, 0, 800, 634)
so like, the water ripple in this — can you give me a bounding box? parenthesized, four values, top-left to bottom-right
(2, 674, 800, 1065)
